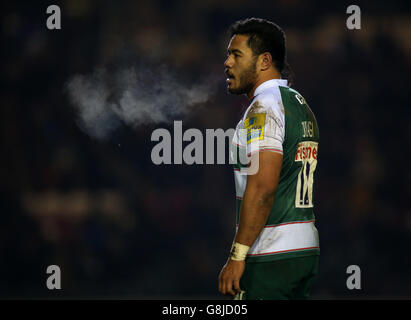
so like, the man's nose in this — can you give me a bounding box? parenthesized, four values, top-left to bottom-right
(224, 56, 233, 68)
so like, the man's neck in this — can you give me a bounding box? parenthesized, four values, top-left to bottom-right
(247, 71, 282, 100)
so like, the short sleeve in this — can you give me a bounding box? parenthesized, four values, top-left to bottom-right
(244, 94, 285, 156)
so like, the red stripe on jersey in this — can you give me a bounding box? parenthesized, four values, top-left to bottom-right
(247, 246, 319, 256)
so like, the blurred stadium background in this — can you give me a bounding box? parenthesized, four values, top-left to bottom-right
(1, 0, 411, 299)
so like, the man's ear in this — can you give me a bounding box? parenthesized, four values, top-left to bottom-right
(259, 52, 273, 71)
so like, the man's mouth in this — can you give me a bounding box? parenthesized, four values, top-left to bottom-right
(225, 70, 235, 80)
(226, 72, 235, 84)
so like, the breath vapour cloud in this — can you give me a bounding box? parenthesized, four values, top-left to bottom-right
(65, 65, 218, 140)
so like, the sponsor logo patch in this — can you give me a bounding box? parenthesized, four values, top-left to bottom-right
(244, 113, 266, 145)
(295, 141, 318, 161)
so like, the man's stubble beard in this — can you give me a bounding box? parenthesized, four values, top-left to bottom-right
(228, 58, 258, 95)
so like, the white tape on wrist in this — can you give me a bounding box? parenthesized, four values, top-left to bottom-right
(230, 242, 250, 261)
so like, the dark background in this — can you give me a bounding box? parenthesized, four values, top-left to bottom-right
(1, 0, 411, 299)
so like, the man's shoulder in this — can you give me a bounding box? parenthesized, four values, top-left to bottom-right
(245, 91, 284, 119)
(279, 86, 308, 105)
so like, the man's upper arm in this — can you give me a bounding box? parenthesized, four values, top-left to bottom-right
(243, 93, 285, 188)
(246, 151, 283, 194)
(244, 94, 285, 158)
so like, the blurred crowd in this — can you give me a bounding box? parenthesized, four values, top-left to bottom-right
(1, 0, 411, 298)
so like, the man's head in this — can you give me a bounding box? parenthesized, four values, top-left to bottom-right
(224, 18, 287, 96)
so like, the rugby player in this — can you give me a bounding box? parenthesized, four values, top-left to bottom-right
(218, 18, 320, 300)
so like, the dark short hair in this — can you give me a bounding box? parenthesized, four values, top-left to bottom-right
(228, 17, 286, 73)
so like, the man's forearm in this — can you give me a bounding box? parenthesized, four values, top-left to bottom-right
(234, 186, 275, 247)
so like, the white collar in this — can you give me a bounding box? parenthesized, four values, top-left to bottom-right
(253, 79, 288, 98)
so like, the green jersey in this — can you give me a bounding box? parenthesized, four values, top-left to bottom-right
(231, 79, 320, 263)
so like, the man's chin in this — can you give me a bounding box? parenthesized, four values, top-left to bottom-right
(227, 85, 244, 95)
